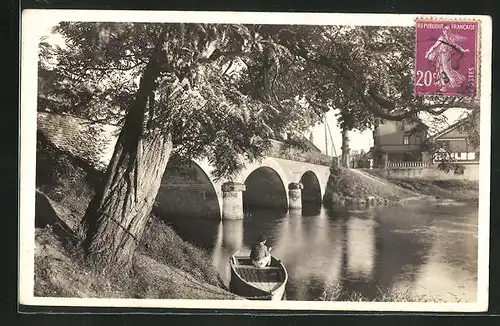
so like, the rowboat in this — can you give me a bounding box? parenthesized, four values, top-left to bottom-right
(229, 252, 288, 300)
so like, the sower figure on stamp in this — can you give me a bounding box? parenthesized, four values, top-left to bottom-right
(250, 234, 273, 268)
(424, 24, 470, 92)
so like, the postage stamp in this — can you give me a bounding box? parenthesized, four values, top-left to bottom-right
(415, 19, 479, 97)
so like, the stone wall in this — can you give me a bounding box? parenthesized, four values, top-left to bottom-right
(369, 165, 480, 180)
(266, 139, 334, 167)
(460, 163, 480, 181)
(37, 112, 334, 169)
(155, 158, 221, 220)
(37, 112, 119, 170)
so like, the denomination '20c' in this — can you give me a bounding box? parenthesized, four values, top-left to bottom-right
(415, 70, 435, 87)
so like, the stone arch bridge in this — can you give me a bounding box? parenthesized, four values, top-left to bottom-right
(37, 112, 334, 220)
(156, 151, 333, 220)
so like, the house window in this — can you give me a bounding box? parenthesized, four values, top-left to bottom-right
(403, 135, 410, 145)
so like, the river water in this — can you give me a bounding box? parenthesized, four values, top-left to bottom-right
(165, 200, 478, 302)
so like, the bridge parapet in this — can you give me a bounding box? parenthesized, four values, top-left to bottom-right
(266, 140, 334, 167)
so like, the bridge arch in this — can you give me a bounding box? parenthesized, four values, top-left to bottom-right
(237, 157, 290, 186)
(155, 156, 221, 220)
(300, 170, 322, 207)
(242, 166, 288, 211)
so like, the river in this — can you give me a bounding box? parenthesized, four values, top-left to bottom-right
(164, 200, 478, 302)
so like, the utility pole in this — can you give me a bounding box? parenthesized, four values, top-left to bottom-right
(326, 120, 337, 157)
(324, 117, 328, 156)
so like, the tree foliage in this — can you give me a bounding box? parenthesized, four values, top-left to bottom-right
(243, 24, 478, 166)
(40, 23, 337, 180)
(40, 23, 480, 164)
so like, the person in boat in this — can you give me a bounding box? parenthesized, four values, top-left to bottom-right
(250, 234, 273, 268)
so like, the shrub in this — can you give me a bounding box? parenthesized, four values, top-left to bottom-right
(437, 160, 464, 175)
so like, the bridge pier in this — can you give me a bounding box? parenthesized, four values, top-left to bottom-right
(288, 182, 303, 209)
(221, 182, 246, 220)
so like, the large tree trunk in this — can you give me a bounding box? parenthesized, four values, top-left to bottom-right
(340, 127, 350, 168)
(81, 43, 172, 275)
(81, 128, 172, 275)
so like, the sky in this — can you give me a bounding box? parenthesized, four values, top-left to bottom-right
(41, 23, 64, 46)
(310, 110, 372, 156)
(39, 22, 468, 156)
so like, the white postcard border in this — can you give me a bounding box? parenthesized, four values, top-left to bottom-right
(19, 9, 492, 312)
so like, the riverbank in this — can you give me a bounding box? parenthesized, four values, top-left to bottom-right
(363, 169, 479, 203)
(322, 167, 479, 206)
(34, 132, 239, 300)
(322, 167, 418, 206)
(319, 283, 467, 303)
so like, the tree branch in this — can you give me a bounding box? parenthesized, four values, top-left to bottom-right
(365, 87, 478, 120)
(87, 61, 147, 72)
(309, 99, 331, 111)
(275, 36, 479, 121)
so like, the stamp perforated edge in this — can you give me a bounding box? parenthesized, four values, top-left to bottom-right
(414, 16, 481, 99)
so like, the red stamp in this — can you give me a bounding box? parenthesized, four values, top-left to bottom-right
(415, 19, 479, 97)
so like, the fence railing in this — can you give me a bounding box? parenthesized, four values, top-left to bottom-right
(386, 161, 431, 169)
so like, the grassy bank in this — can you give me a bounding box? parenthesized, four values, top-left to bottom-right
(35, 213, 238, 299)
(364, 169, 479, 203)
(35, 132, 239, 300)
(322, 167, 418, 206)
(322, 167, 479, 206)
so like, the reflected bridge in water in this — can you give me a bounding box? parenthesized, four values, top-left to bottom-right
(172, 202, 478, 302)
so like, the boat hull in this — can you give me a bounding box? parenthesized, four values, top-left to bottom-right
(229, 255, 287, 301)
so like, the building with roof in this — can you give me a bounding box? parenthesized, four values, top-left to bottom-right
(429, 119, 479, 180)
(372, 119, 429, 168)
(370, 116, 479, 180)
(430, 119, 479, 162)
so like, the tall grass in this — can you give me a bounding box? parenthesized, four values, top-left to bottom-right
(138, 216, 225, 289)
(319, 282, 447, 303)
(34, 133, 236, 299)
(34, 226, 237, 299)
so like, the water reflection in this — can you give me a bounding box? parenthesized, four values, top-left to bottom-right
(163, 201, 478, 302)
(221, 219, 244, 251)
(346, 213, 376, 281)
(212, 219, 245, 284)
(372, 203, 433, 298)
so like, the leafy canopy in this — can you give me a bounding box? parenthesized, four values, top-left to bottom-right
(39, 22, 331, 179)
(39, 22, 480, 177)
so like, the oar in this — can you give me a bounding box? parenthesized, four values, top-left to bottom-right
(230, 250, 240, 263)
